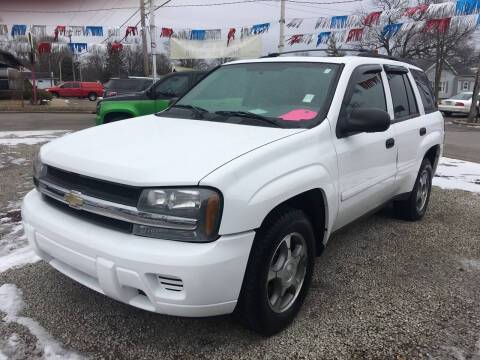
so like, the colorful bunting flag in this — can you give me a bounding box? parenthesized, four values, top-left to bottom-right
(227, 28, 236, 46)
(252, 23, 270, 34)
(54, 26, 66, 42)
(68, 42, 88, 53)
(455, 0, 480, 15)
(346, 28, 364, 42)
(37, 42, 51, 55)
(316, 32, 331, 46)
(364, 11, 382, 26)
(331, 16, 348, 29)
(84, 26, 103, 36)
(381, 23, 403, 39)
(11, 25, 26, 38)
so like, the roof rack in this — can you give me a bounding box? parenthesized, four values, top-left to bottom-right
(261, 48, 370, 58)
(261, 49, 409, 64)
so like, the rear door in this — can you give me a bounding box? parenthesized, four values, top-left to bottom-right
(384, 65, 424, 194)
(332, 64, 397, 230)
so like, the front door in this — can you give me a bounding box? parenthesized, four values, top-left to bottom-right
(332, 64, 397, 231)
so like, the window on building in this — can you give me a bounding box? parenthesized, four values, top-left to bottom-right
(462, 81, 470, 91)
(439, 81, 448, 93)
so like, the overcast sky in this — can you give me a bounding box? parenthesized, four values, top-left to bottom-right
(0, 0, 373, 54)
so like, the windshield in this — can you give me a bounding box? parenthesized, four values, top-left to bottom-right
(164, 62, 340, 128)
(450, 93, 472, 100)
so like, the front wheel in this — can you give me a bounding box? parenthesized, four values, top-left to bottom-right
(51, 92, 59, 98)
(88, 92, 98, 101)
(394, 158, 433, 221)
(235, 207, 315, 335)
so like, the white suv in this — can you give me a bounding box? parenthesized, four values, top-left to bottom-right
(22, 54, 444, 335)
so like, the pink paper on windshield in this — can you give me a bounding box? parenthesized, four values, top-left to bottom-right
(278, 109, 318, 121)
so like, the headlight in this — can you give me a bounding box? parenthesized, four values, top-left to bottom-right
(33, 153, 46, 180)
(133, 188, 222, 242)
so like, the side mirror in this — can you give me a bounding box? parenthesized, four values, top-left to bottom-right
(339, 108, 390, 137)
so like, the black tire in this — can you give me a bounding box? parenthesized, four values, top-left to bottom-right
(88, 92, 97, 101)
(235, 207, 315, 335)
(104, 114, 131, 124)
(394, 158, 433, 221)
(51, 92, 59, 98)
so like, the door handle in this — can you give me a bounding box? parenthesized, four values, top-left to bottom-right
(386, 138, 395, 149)
(419, 127, 426, 136)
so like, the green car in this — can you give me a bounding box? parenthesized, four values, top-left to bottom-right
(95, 71, 207, 125)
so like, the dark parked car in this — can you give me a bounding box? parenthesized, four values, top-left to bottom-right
(95, 71, 207, 125)
(103, 77, 154, 98)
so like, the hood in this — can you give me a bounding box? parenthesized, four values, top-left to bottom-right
(102, 91, 149, 102)
(41, 115, 304, 186)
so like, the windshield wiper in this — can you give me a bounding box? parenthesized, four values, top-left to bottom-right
(214, 111, 282, 128)
(170, 104, 209, 119)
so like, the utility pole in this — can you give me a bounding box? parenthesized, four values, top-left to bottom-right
(468, 69, 480, 123)
(278, 0, 285, 53)
(68, 32, 76, 81)
(150, 0, 157, 82)
(140, 0, 149, 77)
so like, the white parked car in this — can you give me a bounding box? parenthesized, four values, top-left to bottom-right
(22, 54, 444, 335)
(439, 92, 478, 116)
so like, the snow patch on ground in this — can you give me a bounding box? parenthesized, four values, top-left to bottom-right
(433, 157, 480, 193)
(0, 130, 69, 146)
(0, 284, 84, 360)
(459, 259, 480, 271)
(0, 246, 40, 274)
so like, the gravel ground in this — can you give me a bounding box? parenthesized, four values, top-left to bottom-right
(1, 136, 480, 359)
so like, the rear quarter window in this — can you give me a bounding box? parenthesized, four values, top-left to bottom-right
(411, 69, 437, 114)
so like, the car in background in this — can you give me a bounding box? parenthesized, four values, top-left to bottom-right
(95, 70, 207, 125)
(439, 92, 479, 116)
(46, 81, 103, 101)
(103, 77, 154, 98)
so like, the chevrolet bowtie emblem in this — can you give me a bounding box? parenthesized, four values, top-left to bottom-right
(64, 191, 84, 208)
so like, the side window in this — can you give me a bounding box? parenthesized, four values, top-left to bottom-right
(404, 75, 419, 115)
(341, 65, 386, 120)
(387, 73, 409, 119)
(63, 83, 72, 88)
(386, 72, 418, 120)
(155, 76, 189, 97)
(411, 69, 436, 113)
(73, 82, 80, 88)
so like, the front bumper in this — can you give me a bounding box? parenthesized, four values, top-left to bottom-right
(22, 190, 254, 317)
(438, 104, 469, 114)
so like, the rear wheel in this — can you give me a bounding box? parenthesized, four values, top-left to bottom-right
(88, 92, 97, 101)
(235, 207, 315, 335)
(394, 158, 433, 221)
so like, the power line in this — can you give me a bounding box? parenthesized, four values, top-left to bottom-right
(157, 0, 362, 9)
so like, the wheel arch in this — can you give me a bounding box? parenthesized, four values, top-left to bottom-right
(424, 144, 441, 172)
(258, 188, 328, 256)
(103, 110, 135, 124)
